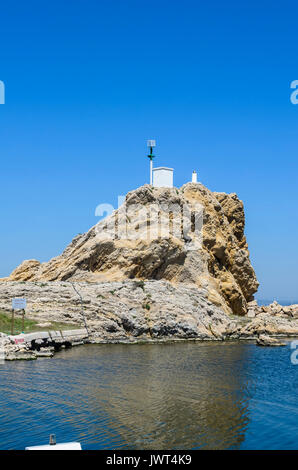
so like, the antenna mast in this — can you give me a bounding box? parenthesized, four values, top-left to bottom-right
(147, 139, 156, 185)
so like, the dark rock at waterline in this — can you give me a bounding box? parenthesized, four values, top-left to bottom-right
(256, 334, 286, 347)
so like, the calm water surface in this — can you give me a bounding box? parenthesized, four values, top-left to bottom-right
(0, 341, 297, 450)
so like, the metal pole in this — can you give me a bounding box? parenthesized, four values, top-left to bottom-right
(11, 309, 14, 335)
(71, 283, 89, 336)
(22, 309, 25, 333)
(147, 143, 155, 186)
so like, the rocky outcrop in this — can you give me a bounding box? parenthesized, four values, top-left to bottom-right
(1, 328, 89, 360)
(256, 334, 286, 347)
(2, 183, 259, 316)
(0, 332, 37, 360)
(252, 301, 298, 319)
(4, 182, 298, 355)
(0, 281, 298, 354)
(0, 280, 233, 342)
(1, 279, 297, 360)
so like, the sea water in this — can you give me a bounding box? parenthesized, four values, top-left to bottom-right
(0, 341, 297, 450)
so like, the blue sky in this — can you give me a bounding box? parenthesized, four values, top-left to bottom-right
(0, 0, 297, 300)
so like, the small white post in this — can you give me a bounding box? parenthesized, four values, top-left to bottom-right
(150, 159, 153, 185)
(192, 171, 197, 183)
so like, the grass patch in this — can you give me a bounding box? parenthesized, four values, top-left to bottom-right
(0, 310, 80, 335)
(135, 280, 145, 290)
(228, 313, 251, 324)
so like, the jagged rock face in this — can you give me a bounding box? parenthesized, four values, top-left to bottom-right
(252, 301, 298, 319)
(1, 281, 298, 346)
(2, 183, 259, 315)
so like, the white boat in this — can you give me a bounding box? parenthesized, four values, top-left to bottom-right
(25, 434, 82, 450)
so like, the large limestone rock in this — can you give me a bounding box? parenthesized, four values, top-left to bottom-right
(1, 183, 259, 316)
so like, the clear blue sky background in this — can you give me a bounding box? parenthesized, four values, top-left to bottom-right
(0, 0, 297, 301)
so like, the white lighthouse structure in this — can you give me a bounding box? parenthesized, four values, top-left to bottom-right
(192, 170, 198, 183)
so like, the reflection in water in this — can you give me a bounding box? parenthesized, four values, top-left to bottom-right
(0, 341, 296, 449)
(88, 343, 252, 450)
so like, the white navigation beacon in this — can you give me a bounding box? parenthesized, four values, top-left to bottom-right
(147, 139, 156, 148)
